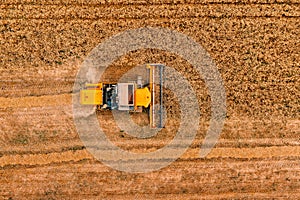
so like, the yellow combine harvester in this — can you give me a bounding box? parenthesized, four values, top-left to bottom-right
(80, 64, 164, 128)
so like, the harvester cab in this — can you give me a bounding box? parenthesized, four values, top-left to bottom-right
(80, 64, 164, 128)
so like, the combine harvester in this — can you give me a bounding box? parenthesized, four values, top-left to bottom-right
(80, 64, 164, 128)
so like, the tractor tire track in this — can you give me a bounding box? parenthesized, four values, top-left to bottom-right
(1, 146, 299, 168)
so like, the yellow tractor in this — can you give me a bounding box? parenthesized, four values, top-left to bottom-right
(80, 64, 164, 128)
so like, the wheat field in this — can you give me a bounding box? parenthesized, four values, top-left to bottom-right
(0, 0, 299, 199)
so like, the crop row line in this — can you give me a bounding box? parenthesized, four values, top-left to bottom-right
(1, 3, 300, 7)
(1, 3, 299, 20)
(0, 16, 299, 21)
(1, 0, 300, 7)
(1, 146, 300, 168)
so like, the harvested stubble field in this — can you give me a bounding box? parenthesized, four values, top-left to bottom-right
(0, 0, 299, 199)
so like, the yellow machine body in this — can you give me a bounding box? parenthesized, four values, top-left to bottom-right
(134, 87, 151, 108)
(80, 83, 103, 105)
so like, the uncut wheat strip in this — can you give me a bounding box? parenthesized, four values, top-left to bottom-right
(183, 146, 300, 159)
(0, 149, 93, 167)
